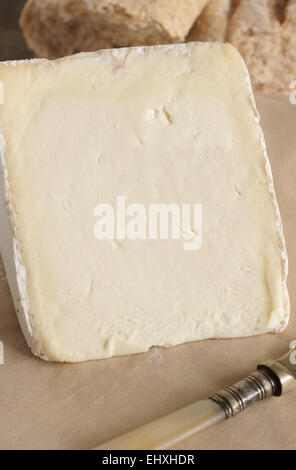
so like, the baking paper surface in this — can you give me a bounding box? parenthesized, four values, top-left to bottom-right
(0, 94, 295, 450)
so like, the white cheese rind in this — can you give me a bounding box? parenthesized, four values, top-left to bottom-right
(240, 58, 289, 333)
(0, 42, 289, 362)
(0, 137, 37, 356)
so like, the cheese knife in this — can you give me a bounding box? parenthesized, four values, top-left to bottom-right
(94, 344, 296, 450)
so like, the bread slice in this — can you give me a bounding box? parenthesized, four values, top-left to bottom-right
(20, 0, 210, 58)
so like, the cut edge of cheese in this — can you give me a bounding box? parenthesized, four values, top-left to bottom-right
(236, 51, 290, 334)
(0, 42, 290, 362)
(0, 136, 43, 357)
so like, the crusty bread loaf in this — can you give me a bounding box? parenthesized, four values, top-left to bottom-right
(189, 0, 296, 95)
(20, 0, 209, 59)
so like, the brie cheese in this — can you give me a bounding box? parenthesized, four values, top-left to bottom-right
(0, 43, 289, 362)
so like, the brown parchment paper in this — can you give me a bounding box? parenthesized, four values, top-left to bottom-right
(0, 94, 295, 450)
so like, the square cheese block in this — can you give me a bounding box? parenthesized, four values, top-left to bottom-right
(0, 43, 289, 362)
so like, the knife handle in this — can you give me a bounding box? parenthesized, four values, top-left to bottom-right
(94, 349, 296, 450)
(94, 399, 225, 450)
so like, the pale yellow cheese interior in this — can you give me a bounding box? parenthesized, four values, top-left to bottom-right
(0, 43, 289, 362)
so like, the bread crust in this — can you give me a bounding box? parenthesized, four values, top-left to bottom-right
(188, 0, 232, 42)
